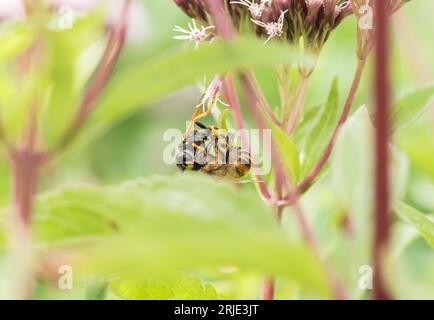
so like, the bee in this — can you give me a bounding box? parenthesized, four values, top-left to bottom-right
(176, 122, 251, 180)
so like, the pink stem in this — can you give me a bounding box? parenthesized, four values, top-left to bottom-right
(261, 277, 275, 300)
(7, 148, 45, 299)
(286, 77, 310, 136)
(223, 75, 272, 200)
(373, 0, 392, 300)
(202, 0, 235, 39)
(238, 73, 287, 186)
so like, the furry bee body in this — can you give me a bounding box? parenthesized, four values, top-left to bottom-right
(176, 123, 251, 179)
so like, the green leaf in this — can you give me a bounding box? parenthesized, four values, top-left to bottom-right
(391, 84, 434, 132)
(66, 38, 313, 157)
(110, 273, 219, 300)
(300, 78, 340, 178)
(1, 174, 330, 297)
(394, 202, 434, 248)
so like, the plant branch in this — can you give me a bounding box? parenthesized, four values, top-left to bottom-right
(202, 0, 235, 39)
(286, 77, 310, 136)
(222, 75, 272, 200)
(372, 0, 392, 300)
(261, 278, 275, 300)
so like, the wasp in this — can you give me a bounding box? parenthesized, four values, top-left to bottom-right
(176, 122, 251, 180)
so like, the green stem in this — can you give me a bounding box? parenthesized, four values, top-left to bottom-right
(286, 77, 310, 136)
(275, 65, 292, 124)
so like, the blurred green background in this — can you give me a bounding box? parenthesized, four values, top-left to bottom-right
(0, 0, 433, 300)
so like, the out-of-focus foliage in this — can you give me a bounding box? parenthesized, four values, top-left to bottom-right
(0, 174, 331, 298)
(111, 273, 220, 300)
(0, 0, 433, 300)
(0, 12, 105, 146)
(391, 84, 434, 133)
(264, 116, 300, 183)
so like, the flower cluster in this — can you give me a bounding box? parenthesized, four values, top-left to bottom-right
(230, 0, 272, 18)
(249, 0, 352, 51)
(174, 0, 352, 51)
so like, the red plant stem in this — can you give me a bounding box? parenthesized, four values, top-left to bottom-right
(238, 73, 287, 186)
(222, 75, 272, 200)
(261, 277, 276, 300)
(373, 0, 392, 300)
(292, 201, 316, 248)
(59, 0, 131, 149)
(292, 57, 366, 196)
(10, 152, 39, 236)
